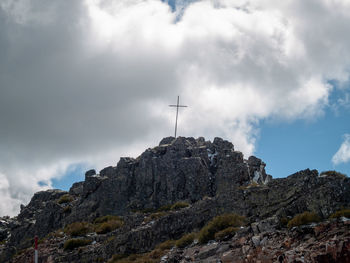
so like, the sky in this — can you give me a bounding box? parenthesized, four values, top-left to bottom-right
(1, 0, 350, 216)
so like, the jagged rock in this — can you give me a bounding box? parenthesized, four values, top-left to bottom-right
(69, 182, 84, 196)
(1, 137, 350, 263)
(0, 228, 7, 242)
(0, 217, 11, 242)
(66, 137, 263, 221)
(85, 169, 96, 178)
(247, 156, 272, 184)
(159, 136, 175, 145)
(99, 166, 115, 178)
(251, 216, 279, 234)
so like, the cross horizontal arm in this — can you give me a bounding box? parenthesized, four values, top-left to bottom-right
(169, 105, 188, 107)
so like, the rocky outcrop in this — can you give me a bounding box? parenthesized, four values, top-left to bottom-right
(66, 136, 268, 221)
(1, 137, 350, 262)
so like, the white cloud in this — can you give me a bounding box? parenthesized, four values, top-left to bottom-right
(332, 134, 350, 165)
(1, 0, 350, 216)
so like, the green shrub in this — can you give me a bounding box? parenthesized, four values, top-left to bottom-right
(156, 239, 175, 250)
(171, 202, 189, 211)
(64, 222, 93, 237)
(63, 238, 92, 250)
(94, 215, 122, 224)
(96, 220, 124, 234)
(93, 215, 124, 234)
(329, 209, 350, 219)
(198, 213, 246, 244)
(175, 232, 196, 248)
(58, 194, 74, 204)
(144, 212, 167, 223)
(287, 212, 320, 228)
(214, 227, 237, 241)
(320, 170, 347, 178)
(157, 204, 172, 212)
(47, 229, 64, 239)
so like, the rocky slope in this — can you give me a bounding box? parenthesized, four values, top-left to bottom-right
(165, 217, 350, 262)
(0, 137, 349, 262)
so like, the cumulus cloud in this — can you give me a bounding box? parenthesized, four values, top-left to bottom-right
(332, 134, 350, 165)
(1, 0, 350, 215)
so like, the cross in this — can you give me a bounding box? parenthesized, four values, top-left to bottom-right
(169, 96, 188, 138)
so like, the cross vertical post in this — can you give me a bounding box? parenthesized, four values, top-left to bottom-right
(169, 96, 187, 138)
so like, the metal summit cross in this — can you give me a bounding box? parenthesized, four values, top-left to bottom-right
(169, 96, 187, 138)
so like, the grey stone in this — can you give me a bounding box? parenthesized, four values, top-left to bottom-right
(85, 169, 96, 178)
(251, 216, 279, 235)
(252, 235, 260, 247)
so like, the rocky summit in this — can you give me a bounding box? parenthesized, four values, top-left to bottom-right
(0, 137, 349, 263)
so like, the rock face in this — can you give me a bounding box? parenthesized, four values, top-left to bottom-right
(68, 136, 268, 221)
(0, 137, 350, 263)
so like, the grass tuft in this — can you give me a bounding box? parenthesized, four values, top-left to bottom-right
(64, 222, 93, 237)
(94, 215, 122, 224)
(156, 239, 175, 251)
(175, 232, 196, 248)
(214, 226, 238, 241)
(58, 194, 74, 204)
(93, 215, 124, 234)
(287, 211, 320, 228)
(96, 220, 123, 234)
(329, 209, 350, 219)
(198, 213, 246, 244)
(170, 201, 189, 211)
(320, 170, 347, 178)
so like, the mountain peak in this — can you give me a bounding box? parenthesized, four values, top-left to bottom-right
(1, 137, 349, 262)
